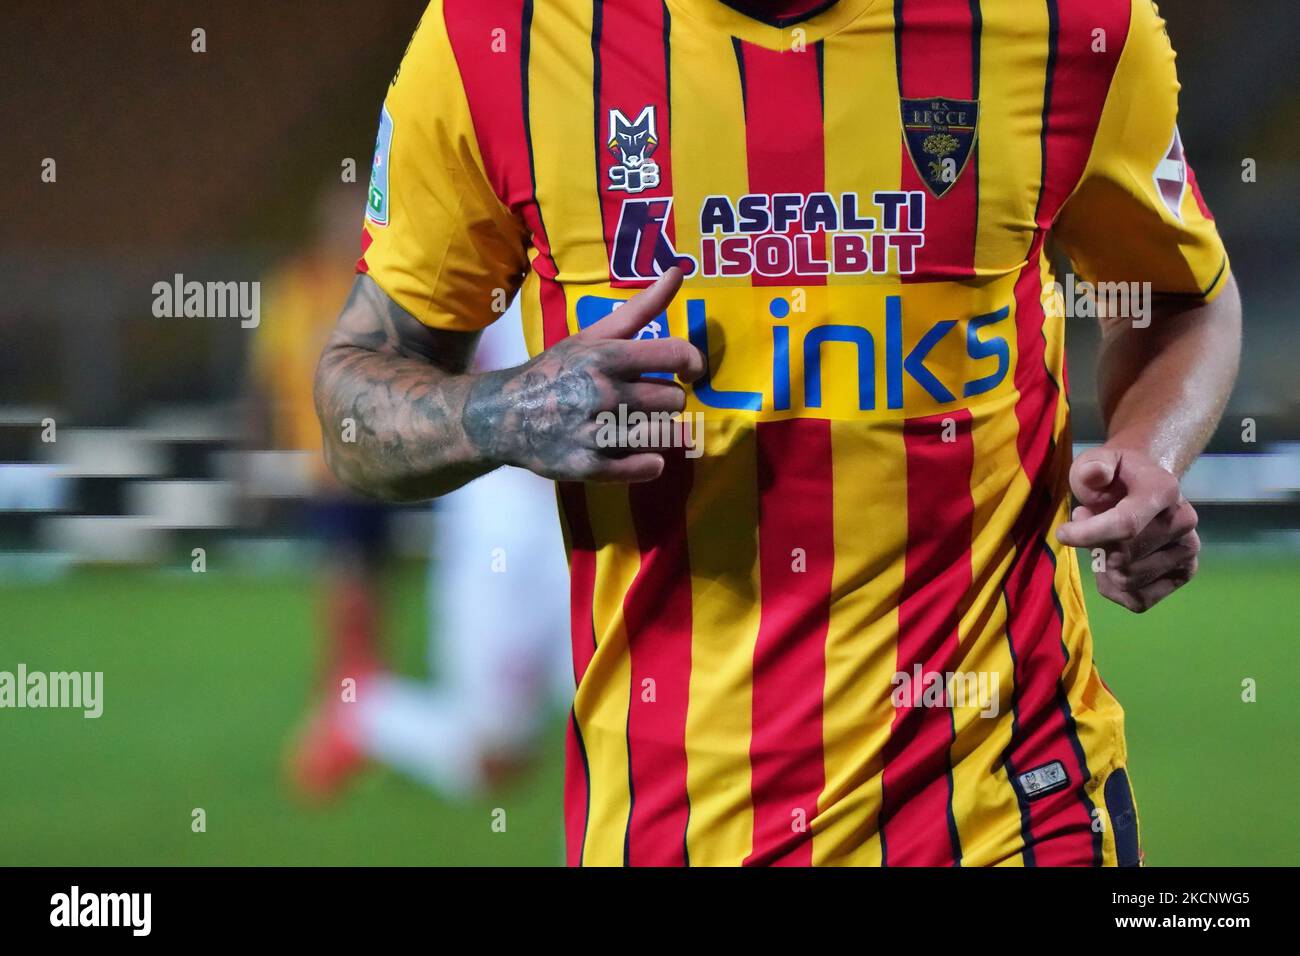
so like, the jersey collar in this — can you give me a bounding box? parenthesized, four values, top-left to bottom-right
(666, 0, 879, 49)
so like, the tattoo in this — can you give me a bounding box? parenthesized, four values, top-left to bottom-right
(314, 276, 485, 499)
(315, 272, 681, 499)
(462, 349, 607, 478)
(315, 275, 623, 500)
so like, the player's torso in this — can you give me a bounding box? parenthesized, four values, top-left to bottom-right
(503, 0, 1082, 577)
(437, 0, 1149, 444)
(444, 0, 1132, 865)
(505, 0, 1080, 426)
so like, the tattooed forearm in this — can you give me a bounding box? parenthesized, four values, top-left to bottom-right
(314, 276, 489, 500)
(314, 269, 705, 500)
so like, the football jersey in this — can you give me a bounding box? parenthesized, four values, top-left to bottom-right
(359, 0, 1229, 866)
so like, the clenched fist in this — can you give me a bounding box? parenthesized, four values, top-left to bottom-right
(1056, 445, 1199, 613)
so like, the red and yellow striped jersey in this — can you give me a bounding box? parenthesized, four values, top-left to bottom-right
(359, 0, 1228, 865)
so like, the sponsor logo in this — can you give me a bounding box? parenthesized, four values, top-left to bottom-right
(607, 105, 661, 194)
(609, 197, 696, 280)
(576, 293, 1011, 414)
(901, 97, 979, 198)
(367, 105, 394, 225)
(610, 190, 927, 281)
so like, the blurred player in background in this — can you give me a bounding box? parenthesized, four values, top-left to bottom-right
(248, 183, 393, 738)
(343, 305, 572, 798)
(267, 190, 570, 799)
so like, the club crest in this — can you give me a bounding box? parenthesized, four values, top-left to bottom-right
(901, 97, 978, 199)
(607, 106, 661, 194)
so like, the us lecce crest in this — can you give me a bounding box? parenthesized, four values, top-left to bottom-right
(901, 97, 979, 198)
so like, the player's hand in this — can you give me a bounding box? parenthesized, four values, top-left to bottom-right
(1056, 446, 1199, 613)
(464, 266, 705, 483)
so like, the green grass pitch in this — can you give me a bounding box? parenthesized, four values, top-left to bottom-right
(1, 554, 1296, 865)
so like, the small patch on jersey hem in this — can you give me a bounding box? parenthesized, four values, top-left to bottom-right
(1015, 760, 1070, 802)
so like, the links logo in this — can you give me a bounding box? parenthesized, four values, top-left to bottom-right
(577, 293, 1012, 414)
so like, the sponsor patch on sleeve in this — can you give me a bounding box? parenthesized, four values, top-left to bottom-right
(366, 105, 394, 226)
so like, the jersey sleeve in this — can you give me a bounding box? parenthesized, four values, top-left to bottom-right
(1052, 0, 1229, 301)
(358, 2, 530, 331)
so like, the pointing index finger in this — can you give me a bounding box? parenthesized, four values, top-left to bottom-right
(579, 267, 684, 341)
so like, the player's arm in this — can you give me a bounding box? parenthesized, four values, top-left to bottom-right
(315, 270, 701, 501)
(1051, 0, 1240, 612)
(1056, 280, 1241, 612)
(317, 9, 701, 501)
(1095, 279, 1241, 479)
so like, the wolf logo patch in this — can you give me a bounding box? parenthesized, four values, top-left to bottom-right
(901, 97, 978, 199)
(607, 106, 661, 194)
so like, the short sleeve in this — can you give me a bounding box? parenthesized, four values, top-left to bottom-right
(1052, 0, 1229, 301)
(358, 2, 530, 330)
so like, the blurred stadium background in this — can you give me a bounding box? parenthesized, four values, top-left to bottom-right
(1, 0, 1297, 865)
